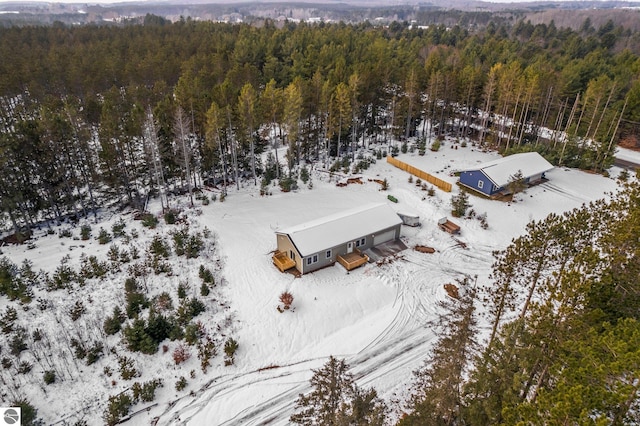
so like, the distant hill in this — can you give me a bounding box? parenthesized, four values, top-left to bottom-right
(1, 0, 639, 28)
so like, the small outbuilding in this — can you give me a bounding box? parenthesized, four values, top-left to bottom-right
(273, 203, 403, 275)
(397, 211, 420, 227)
(458, 152, 553, 197)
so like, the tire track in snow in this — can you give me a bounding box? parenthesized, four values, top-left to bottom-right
(538, 182, 588, 203)
(153, 219, 494, 425)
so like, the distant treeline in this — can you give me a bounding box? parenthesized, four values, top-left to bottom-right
(0, 17, 639, 232)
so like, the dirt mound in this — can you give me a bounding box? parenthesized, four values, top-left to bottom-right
(444, 283, 459, 299)
(414, 245, 436, 254)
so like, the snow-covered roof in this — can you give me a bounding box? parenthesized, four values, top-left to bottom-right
(277, 203, 402, 256)
(464, 152, 554, 187)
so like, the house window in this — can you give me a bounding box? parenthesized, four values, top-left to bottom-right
(478, 180, 484, 189)
(313, 254, 318, 263)
(326, 250, 332, 259)
(306, 254, 319, 265)
(306, 257, 312, 265)
(355, 237, 366, 247)
(290, 251, 295, 260)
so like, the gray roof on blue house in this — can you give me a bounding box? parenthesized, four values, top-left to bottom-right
(462, 152, 554, 187)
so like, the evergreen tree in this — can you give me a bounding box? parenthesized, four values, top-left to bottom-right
(451, 190, 470, 217)
(401, 283, 478, 426)
(291, 356, 387, 425)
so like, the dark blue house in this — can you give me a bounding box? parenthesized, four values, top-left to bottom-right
(458, 152, 553, 197)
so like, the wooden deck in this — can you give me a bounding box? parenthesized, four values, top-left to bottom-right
(272, 251, 296, 272)
(337, 250, 369, 271)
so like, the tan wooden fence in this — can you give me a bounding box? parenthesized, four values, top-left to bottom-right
(386, 156, 452, 192)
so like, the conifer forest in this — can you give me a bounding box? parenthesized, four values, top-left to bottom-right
(0, 13, 639, 426)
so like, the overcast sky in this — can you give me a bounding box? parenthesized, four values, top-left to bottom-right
(0, 0, 633, 6)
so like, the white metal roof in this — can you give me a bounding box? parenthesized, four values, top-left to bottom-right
(465, 152, 554, 187)
(277, 203, 402, 256)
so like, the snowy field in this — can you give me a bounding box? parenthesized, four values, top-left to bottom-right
(0, 140, 626, 425)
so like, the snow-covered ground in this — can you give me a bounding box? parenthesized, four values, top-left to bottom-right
(0, 139, 625, 425)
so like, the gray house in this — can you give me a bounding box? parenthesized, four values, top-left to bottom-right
(273, 203, 402, 275)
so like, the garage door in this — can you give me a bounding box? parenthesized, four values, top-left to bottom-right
(373, 229, 395, 246)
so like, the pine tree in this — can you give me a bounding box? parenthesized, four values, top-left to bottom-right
(291, 356, 387, 425)
(237, 83, 258, 185)
(174, 106, 194, 207)
(451, 190, 470, 217)
(507, 169, 526, 195)
(401, 283, 478, 426)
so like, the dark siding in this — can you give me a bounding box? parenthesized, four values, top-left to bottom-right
(459, 170, 497, 196)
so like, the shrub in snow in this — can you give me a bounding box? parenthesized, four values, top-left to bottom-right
(300, 166, 310, 184)
(80, 224, 91, 240)
(69, 301, 86, 321)
(618, 169, 630, 182)
(32, 329, 42, 341)
(11, 398, 41, 426)
(177, 282, 189, 299)
(140, 213, 159, 229)
(79, 254, 109, 279)
(200, 282, 210, 297)
(126, 292, 149, 319)
(184, 321, 206, 345)
(149, 235, 171, 258)
(224, 337, 239, 366)
(48, 255, 82, 290)
(10, 332, 27, 356)
(119, 249, 131, 264)
(118, 356, 140, 380)
(58, 228, 73, 238)
(97, 227, 112, 245)
(103, 392, 133, 426)
(175, 376, 188, 391)
(132, 379, 163, 403)
(154, 292, 174, 311)
(185, 234, 204, 258)
(173, 344, 191, 365)
(202, 227, 212, 239)
(17, 360, 33, 374)
(146, 310, 175, 343)
(279, 176, 298, 192)
(172, 229, 204, 258)
(451, 190, 471, 218)
(130, 246, 140, 259)
(111, 218, 127, 238)
(70, 338, 86, 360)
(279, 291, 294, 310)
(102, 306, 127, 336)
(176, 297, 206, 326)
(86, 342, 104, 365)
(198, 337, 217, 373)
(164, 209, 179, 225)
(43, 370, 56, 384)
(198, 265, 214, 284)
(0, 306, 18, 334)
